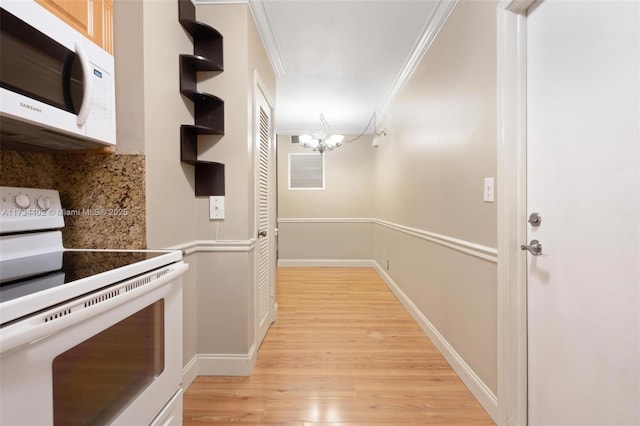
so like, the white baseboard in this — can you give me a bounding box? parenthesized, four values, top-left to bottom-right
(373, 261, 498, 422)
(182, 343, 258, 381)
(277, 258, 376, 267)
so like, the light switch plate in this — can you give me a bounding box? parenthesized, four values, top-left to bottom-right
(483, 177, 495, 203)
(209, 196, 225, 219)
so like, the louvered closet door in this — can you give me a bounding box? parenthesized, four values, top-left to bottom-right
(255, 84, 274, 347)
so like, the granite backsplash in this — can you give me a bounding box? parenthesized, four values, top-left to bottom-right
(0, 150, 146, 249)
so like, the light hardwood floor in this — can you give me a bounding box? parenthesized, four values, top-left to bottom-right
(183, 267, 495, 425)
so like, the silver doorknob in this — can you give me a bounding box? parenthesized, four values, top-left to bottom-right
(258, 230, 267, 238)
(520, 239, 542, 256)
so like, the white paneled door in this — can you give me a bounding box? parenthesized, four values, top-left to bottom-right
(255, 78, 276, 348)
(526, 1, 639, 424)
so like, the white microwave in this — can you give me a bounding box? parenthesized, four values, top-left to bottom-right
(0, 1, 116, 150)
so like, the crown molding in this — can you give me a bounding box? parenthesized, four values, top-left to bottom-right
(248, 0, 286, 76)
(193, 0, 456, 110)
(379, 0, 458, 120)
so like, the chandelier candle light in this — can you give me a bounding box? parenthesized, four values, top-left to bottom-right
(298, 114, 344, 154)
(298, 112, 387, 153)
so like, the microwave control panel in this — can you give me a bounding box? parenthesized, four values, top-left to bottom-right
(89, 65, 113, 126)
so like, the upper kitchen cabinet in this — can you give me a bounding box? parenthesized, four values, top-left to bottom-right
(102, 0, 113, 54)
(35, 0, 114, 54)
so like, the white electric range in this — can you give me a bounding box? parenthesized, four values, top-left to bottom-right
(0, 186, 187, 426)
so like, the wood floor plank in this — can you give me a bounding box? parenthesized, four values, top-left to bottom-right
(183, 267, 494, 425)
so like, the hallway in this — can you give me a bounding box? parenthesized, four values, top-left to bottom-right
(183, 267, 494, 424)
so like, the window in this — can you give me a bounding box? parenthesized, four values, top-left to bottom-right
(288, 153, 324, 190)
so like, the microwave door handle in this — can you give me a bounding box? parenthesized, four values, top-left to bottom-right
(74, 42, 93, 127)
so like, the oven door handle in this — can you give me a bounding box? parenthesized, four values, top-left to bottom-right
(0, 262, 188, 355)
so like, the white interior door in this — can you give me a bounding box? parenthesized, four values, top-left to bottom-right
(526, 1, 640, 424)
(255, 81, 275, 347)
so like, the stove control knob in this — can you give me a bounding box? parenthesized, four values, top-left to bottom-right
(14, 193, 31, 209)
(36, 196, 50, 210)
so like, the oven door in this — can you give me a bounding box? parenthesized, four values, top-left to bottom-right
(0, 262, 187, 426)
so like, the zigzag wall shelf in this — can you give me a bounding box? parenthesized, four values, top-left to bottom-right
(178, 0, 225, 196)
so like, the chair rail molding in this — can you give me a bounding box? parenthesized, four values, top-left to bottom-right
(277, 217, 497, 263)
(168, 239, 257, 255)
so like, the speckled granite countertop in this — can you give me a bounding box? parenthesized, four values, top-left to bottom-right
(1, 150, 146, 249)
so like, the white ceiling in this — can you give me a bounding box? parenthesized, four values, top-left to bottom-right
(249, 0, 446, 134)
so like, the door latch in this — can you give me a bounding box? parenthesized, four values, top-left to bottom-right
(521, 239, 542, 256)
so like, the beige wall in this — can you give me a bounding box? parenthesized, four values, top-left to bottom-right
(277, 134, 375, 260)
(195, 5, 251, 240)
(278, 222, 373, 260)
(193, 4, 276, 355)
(195, 251, 253, 354)
(373, 1, 497, 247)
(277, 134, 374, 218)
(373, 0, 498, 392)
(192, 4, 276, 241)
(142, 0, 197, 249)
(114, 1, 275, 367)
(113, 0, 145, 155)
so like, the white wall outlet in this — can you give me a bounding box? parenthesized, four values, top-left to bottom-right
(483, 177, 495, 203)
(209, 196, 225, 219)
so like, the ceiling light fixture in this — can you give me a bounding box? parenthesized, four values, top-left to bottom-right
(298, 114, 344, 154)
(298, 112, 387, 154)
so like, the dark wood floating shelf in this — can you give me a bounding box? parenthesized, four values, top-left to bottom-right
(194, 162, 225, 197)
(181, 124, 223, 137)
(180, 89, 223, 106)
(180, 54, 223, 73)
(178, 0, 225, 196)
(181, 23, 224, 65)
(180, 125, 223, 164)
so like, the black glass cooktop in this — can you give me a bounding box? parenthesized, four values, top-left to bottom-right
(0, 250, 167, 303)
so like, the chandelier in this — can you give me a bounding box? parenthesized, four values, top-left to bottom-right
(297, 112, 387, 153)
(298, 114, 344, 154)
